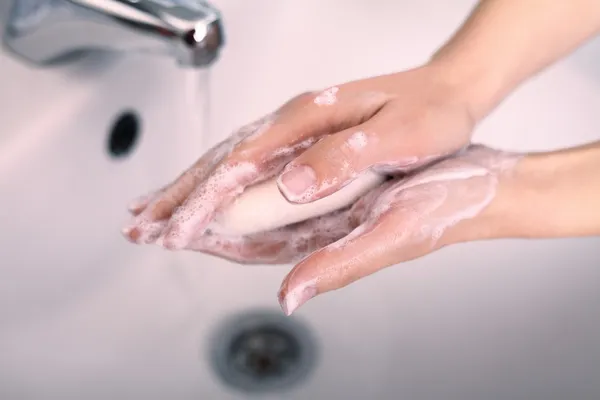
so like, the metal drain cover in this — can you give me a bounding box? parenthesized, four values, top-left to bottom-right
(208, 309, 318, 393)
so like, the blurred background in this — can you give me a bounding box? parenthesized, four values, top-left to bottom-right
(1, 1, 600, 399)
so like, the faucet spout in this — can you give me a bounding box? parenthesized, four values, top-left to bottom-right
(3, 0, 225, 68)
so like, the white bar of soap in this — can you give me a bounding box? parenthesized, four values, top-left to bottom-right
(210, 171, 385, 236)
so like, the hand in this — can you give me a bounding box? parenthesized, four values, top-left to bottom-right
(123, 64, 477, 249)
(135, 146, 520, 315)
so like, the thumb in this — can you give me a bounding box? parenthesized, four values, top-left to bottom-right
(277, 211, 428, 315)
(276, 118, 423, 205)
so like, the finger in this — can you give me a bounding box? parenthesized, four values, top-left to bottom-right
(123, 170, 202, 244)
(160, 160, 263, 249)
(275, 108, 452, 204)
(277, 178, 450, 315)
(186, 209, 355, 264)
(161, 87, 389, 250)
(185, 234, 290, 265)
(277, 213, 419, 315)
(233, 88, 389, 164)
(125, 220, 168, 244)
(277, 160, 499, 315)
(143, 140, 232, 221)
(127, 188, 165, 216)
(225, 87, 391, 183)
(128, 112, 283, 246)
(122, 140, 231, 243)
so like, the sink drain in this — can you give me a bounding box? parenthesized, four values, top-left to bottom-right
(208, 309, 318, 393)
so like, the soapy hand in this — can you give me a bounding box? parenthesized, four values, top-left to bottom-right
(127, 145, 520, 315)
(275, 145, 519, 314)
(123, 65, 477, 248)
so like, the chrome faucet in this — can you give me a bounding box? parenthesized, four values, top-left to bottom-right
(3, 0, 224, 68)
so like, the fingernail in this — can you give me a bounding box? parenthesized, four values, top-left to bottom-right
(121, 225, 133, 236)
(278, 165, 317, 199)
(127, 195, 151, 213)
(121, 225, 141, 243)
(127, 200, 143, 213)
(279, 283, 317, 316)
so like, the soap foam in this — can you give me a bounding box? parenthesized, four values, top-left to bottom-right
(327, 147, 521, 251)
(237, 113, 277, 143)
(314, 87, 339, 106)
(179, 147, 521, 267)
(188, 207, 355, 264)
(271, 137, 317, 158)
(164, 161, 259, 248)
(346, 131, 368, 151)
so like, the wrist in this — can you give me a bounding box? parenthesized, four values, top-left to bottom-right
(426, 54, 513, 123)
(439, 147, 530, 245)
(457, 142, 600, 243)
(457, 153, 545, 242)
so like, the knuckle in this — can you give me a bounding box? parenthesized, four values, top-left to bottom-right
(322, 143, 356, 175)
(294, 91, 317, 105)
(280, 91, 318, 111)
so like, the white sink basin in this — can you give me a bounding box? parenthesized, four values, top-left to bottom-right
(2, 1, 600, 399)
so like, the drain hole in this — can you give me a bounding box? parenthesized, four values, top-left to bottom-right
(107, 111, 140, 158)
(229, 325, 301, 380)
(209, 310, 318, 393)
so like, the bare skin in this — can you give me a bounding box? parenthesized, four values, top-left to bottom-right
(123, 0, 600, 314)
(126, 142, 600, 314)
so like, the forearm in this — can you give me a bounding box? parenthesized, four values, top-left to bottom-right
(464, 142, 600, 242)
(429, 0, 600, 120)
